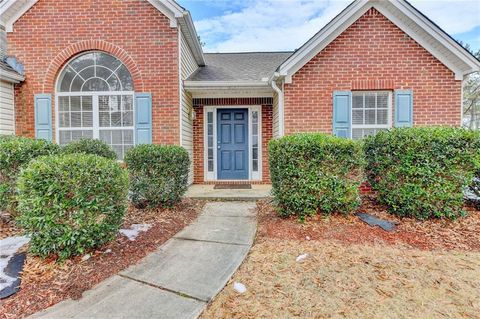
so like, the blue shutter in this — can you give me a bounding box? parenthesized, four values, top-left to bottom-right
(332, 91, 352, 138)
(34, 94, 52, 141)
(135, 93, 152, 144)
(394, 90, 413, 127)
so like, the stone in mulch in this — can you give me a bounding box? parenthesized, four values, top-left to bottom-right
(0, 252, 27, 299)
(355, 213, 397, 231)
(0, 236, 30, 299)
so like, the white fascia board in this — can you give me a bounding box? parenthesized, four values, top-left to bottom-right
(278, 0, 369, 79)
(390, 0, 480, 72)
(3, 0, 38, 32)
(0, 69, 24, 83)
(146, 0, 180, 27)
(184, 81, 270, 89)
(178, 12, 205, 66)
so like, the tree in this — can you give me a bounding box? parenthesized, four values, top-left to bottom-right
(460, 42, 480, 130)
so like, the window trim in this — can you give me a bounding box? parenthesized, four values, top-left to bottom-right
(351, 90, 393, 139)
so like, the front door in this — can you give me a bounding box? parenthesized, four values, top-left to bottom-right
(217, 109, 249, 180)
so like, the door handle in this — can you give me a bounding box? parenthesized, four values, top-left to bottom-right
(217, 145, 221, 149)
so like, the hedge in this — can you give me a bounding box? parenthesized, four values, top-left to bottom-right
(364, 127, 480, 220)
(124, 144, 190, 208)
(0, 136, 60, 215)
(16, 154, 128, 260)
(269, 133, 363, 220)
(62, 138, 117, 160)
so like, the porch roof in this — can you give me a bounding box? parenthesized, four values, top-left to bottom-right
(187, 52, 292, 82)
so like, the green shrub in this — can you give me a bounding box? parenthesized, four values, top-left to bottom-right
(16, 154, 128, 260)
(124, 144, 190, 208)
(364, 127, 480, 220)
(269, 133, 363, 220)
(468, 159, 480, 208)
(62, 138, 117, 160)
(0, 136, 60, 214)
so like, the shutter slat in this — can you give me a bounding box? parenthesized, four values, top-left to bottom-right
(34, 94, 52, 141)
(135, 93, 152, 144)
(332, 91, 352, 138)
(394, 90, 413, 127)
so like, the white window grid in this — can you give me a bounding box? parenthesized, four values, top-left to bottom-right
(351, 91, 392, 139)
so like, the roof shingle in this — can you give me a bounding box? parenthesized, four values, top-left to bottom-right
(187, 52, 293, 82)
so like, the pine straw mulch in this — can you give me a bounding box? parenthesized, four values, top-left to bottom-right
(0, 199, 205, 319)
(201, 198, 480, 319)
(202, 239, 480, 319)
(258, 196, 480, 251)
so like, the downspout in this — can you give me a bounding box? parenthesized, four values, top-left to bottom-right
(269, 72, 284, 137)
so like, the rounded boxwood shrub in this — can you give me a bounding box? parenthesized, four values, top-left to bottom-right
(124, 144, 190, 208)
(269, 133, 363, 220)
(364, 127, 480, 220)
(62, 138, 117, 160)
(16, 154, 129, 260)
(0, 136, 60, 215)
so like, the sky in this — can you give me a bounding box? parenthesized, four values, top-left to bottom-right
(178, 0, 480, 53)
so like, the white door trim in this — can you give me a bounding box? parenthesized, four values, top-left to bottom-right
(203, 105, 262, 182)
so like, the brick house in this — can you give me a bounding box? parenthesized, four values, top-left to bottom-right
(0, 0, 479, 184)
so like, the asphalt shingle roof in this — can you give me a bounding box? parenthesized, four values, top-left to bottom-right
(187, 52, 293, 82)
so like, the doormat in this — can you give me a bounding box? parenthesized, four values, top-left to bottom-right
(214, 184, 252, 190)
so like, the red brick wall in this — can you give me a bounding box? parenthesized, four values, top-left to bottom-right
(192, 98, 273, 184)
(283, 8, 462, 134)
(9, 0, 179, 144)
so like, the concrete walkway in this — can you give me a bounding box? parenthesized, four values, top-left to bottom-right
(30, 202, 257, 319)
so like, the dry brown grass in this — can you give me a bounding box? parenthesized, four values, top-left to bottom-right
(202, 239, 480, 319)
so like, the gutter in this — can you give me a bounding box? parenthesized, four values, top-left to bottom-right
(184, 80, 270, 89)
(269, 72, 284, 137)
(0, 69, 24, 83)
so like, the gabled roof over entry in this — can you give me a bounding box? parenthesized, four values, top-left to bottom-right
(0, 0, 205, 66)
(277, 0, 480, 82)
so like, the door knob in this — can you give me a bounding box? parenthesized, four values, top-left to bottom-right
(217, 145, 221, 149)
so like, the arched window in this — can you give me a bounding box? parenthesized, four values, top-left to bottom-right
(56, 52, 134, 159)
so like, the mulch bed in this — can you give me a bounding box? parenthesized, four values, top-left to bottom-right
(258, 196, 480, 252)
(0, 199, 204, 319)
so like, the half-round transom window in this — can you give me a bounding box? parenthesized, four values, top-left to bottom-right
(56, 52, 135, 159)
(58, 52, 133, 92)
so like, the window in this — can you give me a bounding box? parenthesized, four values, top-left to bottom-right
(57, 52, 134, 159)
(351, 91, 391, 139)
(206, 111, 214, 172)
(251, 110, 259, 172)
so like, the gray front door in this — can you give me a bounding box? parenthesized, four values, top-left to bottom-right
(217, 109, 248, 180)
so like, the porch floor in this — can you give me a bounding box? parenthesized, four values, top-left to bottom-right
(185, 184, 272, 201)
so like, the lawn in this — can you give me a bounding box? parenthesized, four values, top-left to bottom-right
(202, 198, 480, 319)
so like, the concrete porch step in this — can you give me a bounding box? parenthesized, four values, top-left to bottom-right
(184, 184, 272, 201)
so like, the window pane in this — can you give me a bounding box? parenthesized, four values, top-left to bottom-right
(70, 76, 83, 92)
(59, 67, 76, 92)
(71, 96, 81, 111)
(352, 94, 363, 108)
(69, 53, 95, 72)
(82, 96, 92, 111)
(82, 112, 93, 127)
(377, 92, 389, 108)
(352, 109, 363, 125)
(100, 130, 111, 144)
(377, 109, 388, 125)
(352, 128, 363, 140)
(99, 112, 110, 127)
(59, 96, 69, 111)
(365, 110, 376, 125)
(208, 160, 214, 172)
(252, 160, 258, 172)
(123, 111, 133, 126)
(82, 78, 109, 91)
(365, 93, 376, 109)
(123, 96, 133, 110)
(59, 112, 70, 127)
(115, 65, 133, 91)
(71, 112, 82, 127)
(124, 130, 133, 144)
(111, 112, 121, 126)
(79, 66, 94, 80)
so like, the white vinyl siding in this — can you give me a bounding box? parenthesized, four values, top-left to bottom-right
(0, 80, 15, 135)
(180, 31, 199, 184)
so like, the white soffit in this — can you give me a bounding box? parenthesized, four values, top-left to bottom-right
(278, 0, 480, 82)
